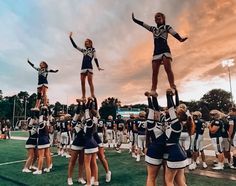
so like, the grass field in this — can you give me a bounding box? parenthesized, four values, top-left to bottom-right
(0, 137, 236, 186)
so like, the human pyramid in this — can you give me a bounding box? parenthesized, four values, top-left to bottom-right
(21, 11, 236, 186)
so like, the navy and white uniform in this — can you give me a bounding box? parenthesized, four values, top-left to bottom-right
(70, 104, 85, 151)
(94, 118, 105, 145)
(105, 119, 114, 145)
(126, 118, 137, 145)
(221, 118, 230, 152)
(70, 37, 98, 74)
(60, 121, 70, 146)
(28, 60, 57, 88)
(133, 17, 180, 61)
(192, 118, 205, 152)
(71, 120, 85, 151)
(37, 115, 50, 149)
(84, 109, 98, 154)
(164, 91, 189, 169)
(115, 118, 125, 145)
(209, 119, 223, 154)
(25, 119, 38, 149)
(136, 118, 147, 150)
(145, 96, 166, 166)
(229, 115, 236, 147)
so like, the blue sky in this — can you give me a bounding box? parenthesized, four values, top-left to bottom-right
(1, 0, 236, 106)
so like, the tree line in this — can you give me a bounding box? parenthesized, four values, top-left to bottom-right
(0, 88, 234, 126)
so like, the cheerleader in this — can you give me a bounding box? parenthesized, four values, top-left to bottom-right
(27, 59, 58, 110)
(132, 13, 187, 95)
(208, 110, 225, 170)
(67, 100, 86, 185)
(91, 98, 112, 183)
(69, 32, 103, 100)
(144, 92, 166, 186)
(83, 98, 99, 186)
(189, 111, 207, 170)
(33, 108, 52, 174)
(164, 89, 194, 186)
(105, 115, 115, 148)
(22, 116, 38, 173)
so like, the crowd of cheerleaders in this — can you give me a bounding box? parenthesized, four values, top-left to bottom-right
(22, 12, 236, 186)
(21, 90, 236, 186)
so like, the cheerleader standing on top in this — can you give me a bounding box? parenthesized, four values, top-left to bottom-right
(27, 59, 58, 110)
(69, 32, 103, 100)
(132, 12, 187, 96)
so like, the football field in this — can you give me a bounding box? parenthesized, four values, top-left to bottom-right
(0, 133, 236, 186)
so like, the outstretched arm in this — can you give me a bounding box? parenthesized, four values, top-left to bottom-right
(93, 51, 104, 71)
(132, 13, 154, 32)
(69, 32, 84, 52)
(27, 58, 38, 71)
(48, 69, 59, 73)
(168, 26, 188, 42)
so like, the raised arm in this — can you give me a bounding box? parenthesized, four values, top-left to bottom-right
(167, 26, 188, 42)
(132, 13, 154, 32)
(69, 32, 84, 52)
(27, 59, 38, 71)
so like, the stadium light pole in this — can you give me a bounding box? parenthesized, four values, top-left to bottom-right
(221, 58, 235, 104)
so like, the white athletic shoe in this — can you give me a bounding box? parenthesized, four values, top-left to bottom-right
(106, 171, 112, 183)
(29, 165, 37, 170)
(31, 107, 40, 111)
(132, 153, 137, 158)
(93, 181, 99, 186)
(136, 155, 140, 162)
(22, 168, 31, 173)
(78, 178, 86, 184)
(67, 178, 73, 185)
(66, 153, 71, 158)
(116, 149, 121, 153)
(49, 164, 53, 169)
(43, 168, 50, 173)
(91, 177, 95, 185)
(33, 170, 42, 175)
(212, 163, 224, 170)
(202, 162, 207, 168)
(188, 162, 197, 170)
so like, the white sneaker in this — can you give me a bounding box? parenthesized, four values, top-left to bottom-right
(29, 165, 37, 170)
(106, 171, 111, 182)
(116, 150, 121, 153)
(67, 178, 73, 185)
(91, 177, 95, 185)
(202, 162, 207, 168)
(49, 164, 53, 169)
(136, 155, 140, 162)
(212, 164, 224, 170)
(66, 154, 71, 158)
(43, 168, 50, 173)
(93, 181, 99, 186)
(188, 162, 197, 170)
(78, 178, 86, 184)
(132, 153, 137, 158)
(229, 164, 236, 169)
(33, 170, 42, 175)
(22, 168, 31, 173)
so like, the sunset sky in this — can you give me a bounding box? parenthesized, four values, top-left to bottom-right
(1, 0, 236, 106)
